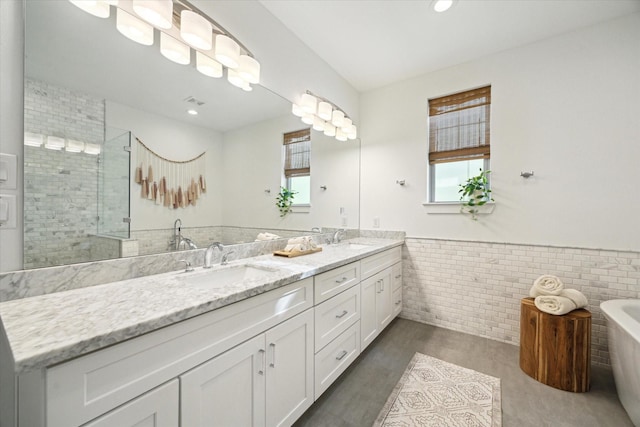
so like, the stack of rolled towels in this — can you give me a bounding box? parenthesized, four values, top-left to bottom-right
(255, 232, 281, 241)
(529, 274, 588, 315)
(283, 236, 317, 253)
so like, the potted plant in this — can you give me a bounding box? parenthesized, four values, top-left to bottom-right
(459, 169, 493, 220)
(276, 187, 297, 217)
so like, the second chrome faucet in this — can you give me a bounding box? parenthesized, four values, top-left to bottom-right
(204, 242, 224, 268)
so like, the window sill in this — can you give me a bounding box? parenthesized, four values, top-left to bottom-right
(422, 201, 495, 215)
(291, 204, 310, 213)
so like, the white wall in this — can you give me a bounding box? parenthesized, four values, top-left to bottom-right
(222, 115, 360, 231)
(360, 13, 640, 252)
(106, 102, 224, 231)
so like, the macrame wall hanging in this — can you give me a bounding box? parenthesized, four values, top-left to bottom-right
(134, 138, 207, 209)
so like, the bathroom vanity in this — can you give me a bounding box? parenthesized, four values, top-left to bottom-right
(0, 239, 402, 427)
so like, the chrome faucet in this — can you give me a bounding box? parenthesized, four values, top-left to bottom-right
(333, 229, 346, 244)
(204, 242, 224, 268)
(179, 259, 194, 272)
(173, 219, 182, 250)
(221, 251, 235, 265)
(311, 227, 322, 233)
(179, 237, 198, 250)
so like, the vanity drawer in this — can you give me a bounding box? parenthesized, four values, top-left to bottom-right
(314, 321, 360, 400)
(46, 278, 313, 427)
(392, 288, 402, 318)
(392, 262, 402, 291)
(360, 246, 402, 280)
(314, 261, 360, 304)
(314, 284, 360, 351)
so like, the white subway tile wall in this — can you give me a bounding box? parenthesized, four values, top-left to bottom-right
(401, 238, 640, 367)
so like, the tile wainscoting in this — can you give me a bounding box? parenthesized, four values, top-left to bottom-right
(400, 238, 640, 367)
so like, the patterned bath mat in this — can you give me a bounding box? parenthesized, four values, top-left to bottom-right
(373, 353, 502, 427)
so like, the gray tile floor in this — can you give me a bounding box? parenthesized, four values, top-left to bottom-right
(295, 318, 633, 427)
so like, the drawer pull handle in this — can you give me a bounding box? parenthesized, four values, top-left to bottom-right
(258, 349, 265, 375)
(336, 310, 348, 319)
(395, 274, 401, 279)
(336, 350, 348, 361)
(335, 276, 349, 284)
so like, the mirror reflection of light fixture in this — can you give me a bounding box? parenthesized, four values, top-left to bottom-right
(215, 35, 240, 69)
(180, 10, 212, 50)
(24, 132, 44, 147)
(238, 55, 260, 84)
(160, 33, 190, 65)
(292, 91, 357, 142)
(196, 52, 223, 78)
(65, 139, 85, 153)
(84, 143, 101, 155)
(227, 69, 245, 88)
(132, 0, 173, 29)
(45, 136, 66, 151)
(116, 8, 154, 45)
(69, 0, 111, 18)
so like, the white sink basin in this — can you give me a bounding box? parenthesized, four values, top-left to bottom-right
(177, 264, 278, 288)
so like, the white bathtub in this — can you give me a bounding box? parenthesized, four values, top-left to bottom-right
(601, 299, 640, 426)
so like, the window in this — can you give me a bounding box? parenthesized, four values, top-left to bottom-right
(428, 86, 491, 202)
(283, 128, 311, 205)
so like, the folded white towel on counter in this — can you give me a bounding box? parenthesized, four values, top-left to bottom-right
(529, 274, 564, 297)
(255, 232, 281, 241)
(284, 243, 305, 252)
(534, 289, 588, 315)
(284, 236, 317, 251)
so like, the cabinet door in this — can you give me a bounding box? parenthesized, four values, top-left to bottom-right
(180, 335, 266, 427)
(83, 380, 178, 427)
(360, 273, 379, 350)
(377, 269, 393, 330)
(265, 309, 314, 427)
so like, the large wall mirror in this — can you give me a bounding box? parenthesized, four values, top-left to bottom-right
(23, 1, 360, 270)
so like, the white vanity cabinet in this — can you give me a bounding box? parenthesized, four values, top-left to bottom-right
(180, 309, 314, 427)
(359, 247, 402, 351)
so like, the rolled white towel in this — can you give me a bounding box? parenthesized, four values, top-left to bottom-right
(284, 243, 305, 252)
(529, 274, 564, 297)
(256, 232, 281, 241)
(287, 236, 307, 245)
(534, 289, 588, 315)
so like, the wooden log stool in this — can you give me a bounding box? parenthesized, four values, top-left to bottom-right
(519, 297, 591, 392)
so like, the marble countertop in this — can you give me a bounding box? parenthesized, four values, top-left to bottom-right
(0, 238, 402, 374)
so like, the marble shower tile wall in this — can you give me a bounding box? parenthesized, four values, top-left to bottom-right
(23, 78, 107, 269)
(401, 238, 640, 367)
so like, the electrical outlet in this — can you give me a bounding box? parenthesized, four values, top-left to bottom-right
(341, 216, 348, 226)
(373, 217, 380, 228)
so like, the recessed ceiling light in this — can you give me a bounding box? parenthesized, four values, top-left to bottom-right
(432, 0, 455, 13)
(187, 109, 198, 115)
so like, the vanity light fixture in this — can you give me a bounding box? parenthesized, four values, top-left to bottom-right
(116, 8, 154, 45)
(180, 10, 212, 50)
(132, 0, 173, 29)
(69, 0, 111, 18)
(196, 52, 223, 78)
(432, 0, 456, 13)
(44, 136, 66, 151)
(69, 0, 260, 90)
(65, 139, 85, 153)
(24, 132, 44, 147)
(84, 143, 102, 155)
(160, 32, 191, 65)
(292, 90, 357, 142)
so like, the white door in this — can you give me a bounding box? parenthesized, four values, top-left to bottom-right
(83, 380, 179, 427)
(265, 309, 314, 427)
(360, 273, 379, 350)
(377, 269, 393, 330)
(180, 334, 266, 427)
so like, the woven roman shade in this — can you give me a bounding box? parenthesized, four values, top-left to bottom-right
(428, 86, 491, 164)
(284, 128, 311, 177)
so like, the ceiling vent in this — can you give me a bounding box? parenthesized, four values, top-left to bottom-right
(184, 96, 205, 106)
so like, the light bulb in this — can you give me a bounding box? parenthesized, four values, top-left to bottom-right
(433, 0, 454, 12)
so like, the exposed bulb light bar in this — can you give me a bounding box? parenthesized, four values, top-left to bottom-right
(116, 8, 153, 45)
(69, 0, 111, 18)
(132, 0, 173, 29)
(24, 132, 44, 147)
(45, 136, 66, 151)
(65, 139, 85, 153)
(84, 143, 102, 155)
